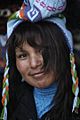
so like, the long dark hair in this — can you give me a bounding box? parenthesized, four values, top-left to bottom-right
(7, 21, 73, 120)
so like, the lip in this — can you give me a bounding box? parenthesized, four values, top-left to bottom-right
(30, 71, 45, 79)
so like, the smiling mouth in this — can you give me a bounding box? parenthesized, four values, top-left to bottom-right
(30, 71, 45, 78)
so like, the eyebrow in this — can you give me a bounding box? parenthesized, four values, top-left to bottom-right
(15, 47, 27, 53)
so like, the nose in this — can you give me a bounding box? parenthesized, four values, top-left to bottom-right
(30, 54, 43, 69)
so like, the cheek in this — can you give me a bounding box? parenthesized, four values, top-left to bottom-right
(16, 60, 28, 74)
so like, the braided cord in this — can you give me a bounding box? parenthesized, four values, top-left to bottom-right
(0, 52, 9, 120)
(70, 53, 80, 113)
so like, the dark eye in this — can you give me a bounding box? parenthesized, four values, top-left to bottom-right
(37, 48, 45, 54)
(16, 53, 28, 60)
(40, 47, 49, 54)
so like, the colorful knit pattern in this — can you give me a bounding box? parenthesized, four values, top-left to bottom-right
(19, 0, 66, 22)
(0, 52, 9, 120)
(0, 1, 80, 120)
(70, 53, 80, 113)
(9, 0, 66, 22)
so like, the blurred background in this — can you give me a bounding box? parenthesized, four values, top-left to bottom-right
(0, 0, 23, 73)
(0, 0, 80, 75)
(0, 0, 23, 105)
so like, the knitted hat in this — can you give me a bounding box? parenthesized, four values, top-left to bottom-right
(7, 0, 66, 38)
(0, 0, 80, 120)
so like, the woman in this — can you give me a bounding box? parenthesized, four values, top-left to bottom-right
(0, 0, 80, 119)
(0, 20, 79, 120)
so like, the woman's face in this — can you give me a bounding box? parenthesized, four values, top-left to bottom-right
(15, 42, 55, 88)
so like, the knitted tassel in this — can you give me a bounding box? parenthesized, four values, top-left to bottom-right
(70, 53, 80, 113)
(0, 52, 9, 120)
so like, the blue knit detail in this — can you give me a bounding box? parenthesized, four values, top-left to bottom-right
(33, 82, 57, 118)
